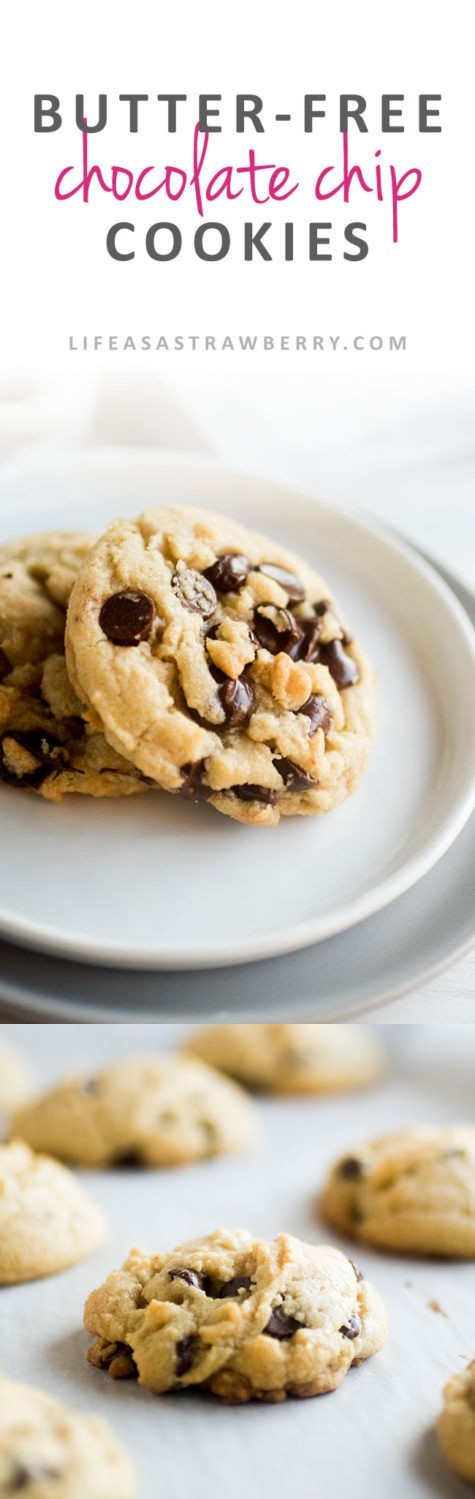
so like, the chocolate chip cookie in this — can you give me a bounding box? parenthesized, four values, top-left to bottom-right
(0, 1140, 105, 1283)
(0, 1376, 135, 1498)
(438, 1362, 475, 1484)
(65, 506, 376, 825)
(13, 1054, 256, 1167)
(321, 1126, 475, 1257)
(186, 1024, 385, 1094)
(0, 532, 152, 799)
(84, 1227, 387, 1403)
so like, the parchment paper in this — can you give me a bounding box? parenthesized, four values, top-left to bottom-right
(1, 1024, 474, 1499)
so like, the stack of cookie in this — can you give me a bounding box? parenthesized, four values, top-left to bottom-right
(0, 506, 376, 824)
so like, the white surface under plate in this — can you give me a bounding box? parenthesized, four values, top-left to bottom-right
(0, 450, 474, 970)
(2, 1022, 475, 1499)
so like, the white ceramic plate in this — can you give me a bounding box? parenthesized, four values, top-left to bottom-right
(0, 449, 474, 970)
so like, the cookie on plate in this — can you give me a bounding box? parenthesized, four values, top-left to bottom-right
(65, 505, 376, 826)
(185, 1024, 385, 1094)
(0, 1375, 135, 1498)
(321, 1126, 475, 1257)
(0, 1042, 34, 1117)
(437, 1362, 475, 1484)
(13, 1055, 256, 1167)
(84, 1227, 387, 1403)
(0, 532, 152, 799)
(0, 1140, 105, 1283)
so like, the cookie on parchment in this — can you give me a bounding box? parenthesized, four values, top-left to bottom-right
(0, 1140, 105, 1283)
(0, 532, 151, 800)
(438, 1362, 475, 1484)
(84, 1227, 387, 1403)
(0, 1375, 135, 1498)
(321, 1126, 475, 1257)
(65, 505, 376, 826)
(13, 1055, 256, 1167)
(186, 1024, 385, 1094)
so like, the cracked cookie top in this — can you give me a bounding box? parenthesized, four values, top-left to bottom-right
(84, 1227, 387, 1403)
(65, 506, 376, 826)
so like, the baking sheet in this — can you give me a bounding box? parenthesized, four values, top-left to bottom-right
(1, 1024, 475, 1499)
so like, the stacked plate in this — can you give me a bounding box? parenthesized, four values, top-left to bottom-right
(0, 450, 474, 1020)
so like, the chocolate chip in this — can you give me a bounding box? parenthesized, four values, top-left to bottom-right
(0, 647, 11, 682)
(253, 606, 304, 657)
(179, 761, 213, 802)
(338, 1157, 365, 1179)
(176, 1335, 197, 1377)
(339, 1313, 361, 1340)
(264, 1306, 303, 1340)
(219, 1276, 253, 1298)
(257, 563, 305, 602)
(172, 567, 217, 619)
(319, 639, 360, 689)
(0, 729, 68, 788)
(99, 590, 155, 646)
(290, 618, 321, 663)
(231, 783, 278, 805)
(204, 553, 250, 593)
(299, 694, 333, 736)
(7, 1465, 61, 1491)
(79, 1077, 99, 1095)
(112, 1150, 145, 1167)
(274, 757, 318, 792)
(349, 1260, 364, 1282)
(169, 1267, 206, 1290)
(218, 675, 255, 728)
(315, 599, 331, 617)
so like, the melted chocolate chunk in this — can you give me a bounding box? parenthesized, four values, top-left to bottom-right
(338, 1156, 365, 1180)
(231, 783, 278, 805)
(257, 562, 305, 602)
(0, 729, 68, 788)
(319, 639, 359, 689)
(299, 694, 333, 736)
(218, 675, 255, 728)
(339, 1313, 361, 1340)
(290, 618, 321, 663)
(264, 1306, 304, 1340)
(169, 1267, 206, 1290)
(253, 606, 304, 657)
(172, 567, 217, 619)
(314, 599, 331, 617)
(99, 590, 155, 646)
(204, 553, 250, 593)
(219, 1275, 253, 1298)
(274, 757, 318, 793)
(0, 646, 11, 682)
(179, 762, 213, 802)
(176, 1335, 197, 1377)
